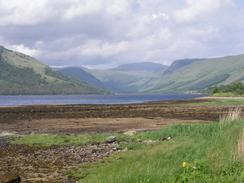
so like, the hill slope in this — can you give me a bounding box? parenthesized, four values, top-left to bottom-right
(151, 54, 244, 93)
(0, 46, 104, 95)
(113, 62, 168, 72)
(90, 62, 168, 93)
(58, 67, 107, 90)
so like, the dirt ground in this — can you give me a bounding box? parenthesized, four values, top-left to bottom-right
(0, 118, 207, 134)
(1, 98, 242, 134)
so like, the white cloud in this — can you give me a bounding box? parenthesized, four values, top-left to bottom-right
(63, 0, 103, 20)
(0, 0, 53, 25)
(0, 0, 131, 25)
(173, 0, 233, 23)
(79, 40, 129, 57)
(152, 13, 170, 21)
(8, 44, 41, 57)
(63, 0, 130, 20)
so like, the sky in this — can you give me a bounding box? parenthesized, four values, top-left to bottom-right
(0, 0, 244, 69)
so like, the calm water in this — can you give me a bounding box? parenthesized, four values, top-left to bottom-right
(0, 94, 203, 106)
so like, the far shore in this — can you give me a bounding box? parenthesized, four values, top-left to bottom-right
(198, 96, 244, 100)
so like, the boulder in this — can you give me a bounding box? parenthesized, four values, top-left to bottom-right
(123, 130, 137, 136)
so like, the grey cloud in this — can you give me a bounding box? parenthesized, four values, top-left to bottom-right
(0, 0, 243, 68)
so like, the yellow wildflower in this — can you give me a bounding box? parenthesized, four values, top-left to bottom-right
(182, 161, 187, 168)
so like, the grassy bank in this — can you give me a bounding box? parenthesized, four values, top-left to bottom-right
(69, 120, 244, 183)
(11, 117, 244, 182)
(213, 92, 244, 97)
(187, 98, 244, 106)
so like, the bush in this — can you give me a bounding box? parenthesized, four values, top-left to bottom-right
(211, 82, 244, 96)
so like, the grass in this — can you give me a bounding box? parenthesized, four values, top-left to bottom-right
(212, 92, 243, 97)
(12, 133, 110, 147)
(185, 98, 244, 106)
(68, 120, 244, 183)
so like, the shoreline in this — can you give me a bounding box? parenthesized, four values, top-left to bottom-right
(198, 96, 244, 100)
(1, 98, 243, 134)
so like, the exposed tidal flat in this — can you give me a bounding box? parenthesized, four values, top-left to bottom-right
(0, 97, 244, 182)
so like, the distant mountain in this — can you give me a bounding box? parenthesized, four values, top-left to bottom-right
(57, 67, 107, 90)
(150, 54, 244, 93)
(163, 59, 204, 75)
(0, 46, 105, 95)
(113, 62, 168, 72)
(4, 44, 242, 95)
(90, 62, 168, 93)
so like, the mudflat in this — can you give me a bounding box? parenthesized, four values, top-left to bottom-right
(0, 98, 242, 134)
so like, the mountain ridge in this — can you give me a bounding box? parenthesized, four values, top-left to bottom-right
(113, 62, 168, 72)
(0, 46, 105, 95)
(150, 54, 244, 93)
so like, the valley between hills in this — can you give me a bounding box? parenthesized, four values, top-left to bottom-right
(1, 45, 244, 95)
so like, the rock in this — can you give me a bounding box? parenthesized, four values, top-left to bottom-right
(122, 147, 128, 152)
(66, 175, 76, 183)
(0, 131, 16, 137)
(160, 136, 172, 141)
(105, 136, 117, 144)
(123, 130, 137, 136)
(143, 140, 156, 144)
(0, 137, 8, 148)
(5, 176, 21, 183)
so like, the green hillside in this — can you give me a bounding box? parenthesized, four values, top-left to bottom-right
(57, 67, 107, 91)
(0, 46, 104, 95)
(151, 54, 244, 93)
(5, 45, 243, 95)
(113, 62, 168, 72)
(90, 62, 168, 93)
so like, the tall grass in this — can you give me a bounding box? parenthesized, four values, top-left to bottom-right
(71, 120, 244, 183)
(220, 107, 242, 122)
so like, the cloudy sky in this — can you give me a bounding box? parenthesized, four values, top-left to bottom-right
(0, 0, 243, 68)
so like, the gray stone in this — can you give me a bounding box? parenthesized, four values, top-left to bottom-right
(106, 136, 117, 144)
